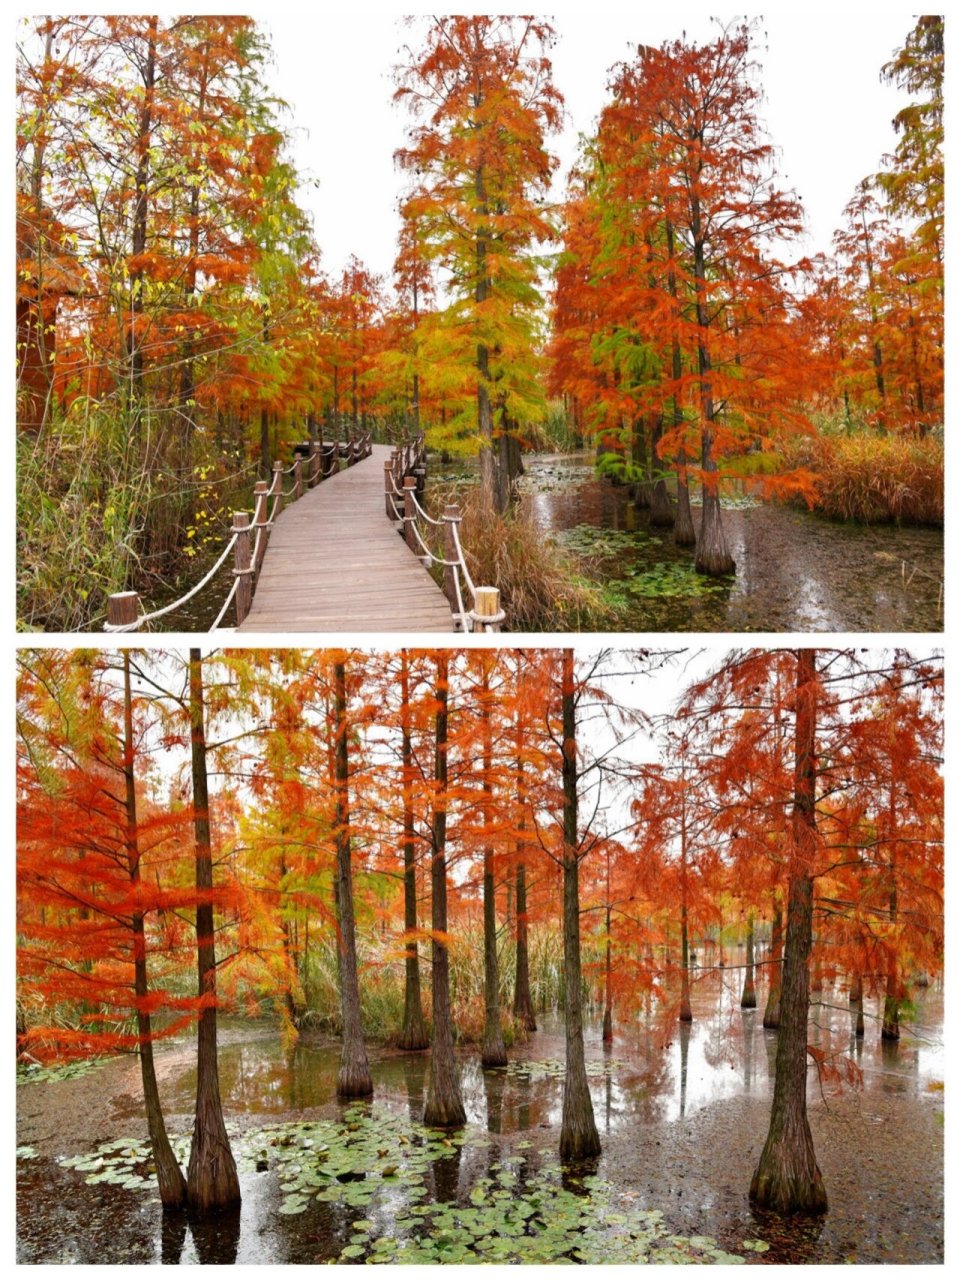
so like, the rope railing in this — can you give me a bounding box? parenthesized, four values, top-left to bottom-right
(382, 437, 505, 633)
(105, 427, 373, 631)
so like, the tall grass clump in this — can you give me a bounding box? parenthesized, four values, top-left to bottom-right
(454, 489, 615, 631)
(17, 414, 147, 631)
(521, 401, 585, 454)
(18, 398, 257, 631)
(781, 433, 943, 526)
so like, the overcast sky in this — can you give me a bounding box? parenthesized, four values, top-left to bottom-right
(261, 7, 914, 284)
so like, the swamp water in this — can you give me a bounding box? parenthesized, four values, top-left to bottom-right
(16, 972, 943, 1265)
(148, 452, 943, 634)
(440, 453, 944, 633)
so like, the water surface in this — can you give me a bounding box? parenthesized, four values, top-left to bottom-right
(17, 974, 943, 1264)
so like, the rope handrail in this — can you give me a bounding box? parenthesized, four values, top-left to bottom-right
(104, 532, 239, 632)
(106, 425, 374, 631)
(210, 573, 240, 631)
(449, 518, 479, 603)
(385, 438, 504, 633)
(390, 475, 445, 527)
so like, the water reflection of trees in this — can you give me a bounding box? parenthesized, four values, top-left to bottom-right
(159, 1203, 241, 1264)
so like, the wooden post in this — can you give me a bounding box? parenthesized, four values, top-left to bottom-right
(309, 441, 321, 487)
(252, 480, 270, 576)
(442, 504, 460, 609)
(293, 456, 303, 501)
(107, 591, 140, 630)
(414, 464, 427, 496)
(473, 586, 502, 633)
(273, 460, 285, 514)
(232, 511, 253, 625)
(385, 460, 397, 519)
(403, 476, 418, 553)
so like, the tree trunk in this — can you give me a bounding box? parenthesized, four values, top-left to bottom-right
(513, 862, 536, 1031)
(475, 162, 506, 516)
(512, 663, 536, 1031)
(665, 219, 695, 546)
(679, 791, 692, 1022)
(854, 981, 865, 1039)
(881, 790, 901, 1041)
(763, 905, 783, 1029)
(690, 202, 734, 576)
(424, 653, 466, 1127)
(480, 660, 507, 1067)
(695, 431, 735, 575)
(750, 649, 827, 1215)
(559, 651, 601, 1161)
(630, 418, 650, 506)
(482, 839, 506, 1065)
(741, 912, 757, 1008)
(186, 650, 241, 1216)
(398, 651, 429, 1051)
(333, 659, 373, 1097)
(177, 45, 209, 470)
(648, 416, 675, 527)
(679, 905, 692, 1023)
(602, 898, 613, 1045)
(123, 654, 186, 1212)
(126, 18, 157, 436)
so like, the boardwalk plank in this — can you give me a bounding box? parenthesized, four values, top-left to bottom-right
(237, 444, 453, 633)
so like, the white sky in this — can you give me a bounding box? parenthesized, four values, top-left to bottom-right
(262, 7, 915, 284)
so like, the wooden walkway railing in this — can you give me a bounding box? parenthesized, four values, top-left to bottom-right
(103, 427, 505, 633)
(104, 431, 372, 632)
(383, 439, 504, 632)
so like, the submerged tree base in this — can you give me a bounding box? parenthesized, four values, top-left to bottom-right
(423, 1094, 466, 1128)
(749, 1165, 828, 1216)
(337, 1067, 374, 1098)
(397, 1027, 430, 1052)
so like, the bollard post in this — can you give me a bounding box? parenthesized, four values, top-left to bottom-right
(252, 480, 270, 576)
(293, 456, 303, 501)
(107, 591, 140, 630)
(442, 504, 460, 609)
(473, 586, 502, 633)
(309, 440, 321, 487)
(403, 476, 418, 553)
(385, 459, 397, 519)
(272, 460, 285, 514)
(232, 511, 253, 625)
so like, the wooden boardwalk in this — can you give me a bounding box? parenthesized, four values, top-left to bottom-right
(237, 444, 454, 632)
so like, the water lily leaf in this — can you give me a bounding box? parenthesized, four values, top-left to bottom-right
(278, 1196, 308, 1215)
